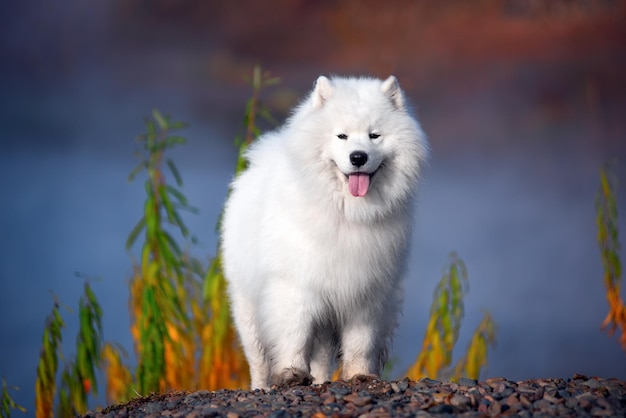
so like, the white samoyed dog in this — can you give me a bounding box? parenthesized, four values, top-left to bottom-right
(221, 75, 428, 389)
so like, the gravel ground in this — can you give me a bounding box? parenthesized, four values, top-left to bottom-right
(83, 374, 625, 417)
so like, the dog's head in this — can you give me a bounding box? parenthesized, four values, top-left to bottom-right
(287, 75, 428, 220)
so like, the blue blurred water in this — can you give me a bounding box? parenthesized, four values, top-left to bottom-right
(1, 70, 624, 415)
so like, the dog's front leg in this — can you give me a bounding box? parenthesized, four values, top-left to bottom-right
(261, 283, 315, 387)
(340, 310, 391, 380)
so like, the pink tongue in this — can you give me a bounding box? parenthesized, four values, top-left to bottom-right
(348, 173, 370, 197)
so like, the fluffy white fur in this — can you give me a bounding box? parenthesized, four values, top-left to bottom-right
(221, 75, 428, 389)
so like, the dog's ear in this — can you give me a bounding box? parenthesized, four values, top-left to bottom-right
(312, 76, 333, 109)
(381, 76, 405, 110)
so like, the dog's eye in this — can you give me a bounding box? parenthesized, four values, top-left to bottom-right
(369, 133, 381, 139)
(337, 134, 348, 140)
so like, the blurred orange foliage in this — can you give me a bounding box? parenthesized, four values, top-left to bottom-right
(596, 168, 626, 349)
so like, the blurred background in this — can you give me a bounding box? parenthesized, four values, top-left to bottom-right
(1, 0, 625, 413)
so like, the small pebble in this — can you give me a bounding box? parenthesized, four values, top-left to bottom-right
(583, 379, 601, 389)
(458, 377, 478, 387)
(429, 403, 454, 414)
(449, 394, 471, 410)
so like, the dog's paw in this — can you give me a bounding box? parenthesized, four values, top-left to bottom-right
(270, 368, 314, 387)
(350, 374, 380, 385)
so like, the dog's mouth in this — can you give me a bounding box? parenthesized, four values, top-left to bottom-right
(345, 166, 381, 198)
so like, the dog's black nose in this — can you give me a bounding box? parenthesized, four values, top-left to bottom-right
(350, 151, 368, 167)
